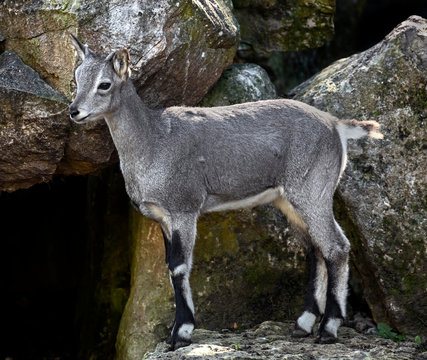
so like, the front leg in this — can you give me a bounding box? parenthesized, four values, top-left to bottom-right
(162, 213, 198, 350)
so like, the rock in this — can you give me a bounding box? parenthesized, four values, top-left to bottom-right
(291, 15, 427, 336)
(0, 0, 239, 107)
(144, 321, 423, 359)
(0, 51, 116, 191)
(199, 63, 277, 106)
(0, 51, 69, 192)
(116, 207, 308, 359)
(233, 0, 335, 57)
(55, 120, 117, 176)
(0, 51, 68, 104)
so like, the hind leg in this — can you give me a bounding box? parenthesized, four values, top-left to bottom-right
(292, 240, 327, 337)
(315, 220, 349, 343)
(275, 195, 349, 342)
(274, 198, 327, 337)
(307, 217, 350, 343)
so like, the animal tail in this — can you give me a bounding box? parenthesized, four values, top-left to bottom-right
(336, 119, 384, 141)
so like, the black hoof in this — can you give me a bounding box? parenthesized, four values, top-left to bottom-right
(169, 339, 192, 351)
(315, 334, 337, 344)
(292, 328, 311, 338)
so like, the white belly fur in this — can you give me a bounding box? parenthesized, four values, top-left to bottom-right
(205, 187, 283, 213)
(205, 186, 307, 230)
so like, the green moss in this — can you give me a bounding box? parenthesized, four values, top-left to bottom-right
(196, 214, 240, 261)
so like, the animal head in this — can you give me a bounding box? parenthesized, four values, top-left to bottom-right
(68, 34, 131, 123)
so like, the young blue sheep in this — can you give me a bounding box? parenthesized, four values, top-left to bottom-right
(68, 35, 383, 350)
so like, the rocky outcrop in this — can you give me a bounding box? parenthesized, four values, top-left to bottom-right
(145, 321, 424, 360)
(0, 0, 239, 191)
(200, 63, 277, 106)
(233, 0, 335, 57)
(292, 15, 427, 336)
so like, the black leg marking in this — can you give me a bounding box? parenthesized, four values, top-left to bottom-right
(316, 254, 348, 344)
(304, 245, 322, 316)
(293, 243, 326, 338)
(167, 230, 185, 272)
(166, 225, 197, 350)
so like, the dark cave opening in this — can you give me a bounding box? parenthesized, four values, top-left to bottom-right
(0, 177, 88, 360)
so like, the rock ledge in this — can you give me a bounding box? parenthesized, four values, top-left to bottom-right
(145, 321, 424, 360)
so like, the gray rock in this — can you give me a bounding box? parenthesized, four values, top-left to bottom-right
(199, 63, 277, 107)
(292, 15, 427, 336)
(145, 321, 423, 359)
(0, 51, 69, 191)
(0, 51, 67, 104)
(79, 0, 239, 108)
(0, 0, 239, 107)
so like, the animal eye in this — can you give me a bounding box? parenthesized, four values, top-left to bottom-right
(98, 82, 111, 90)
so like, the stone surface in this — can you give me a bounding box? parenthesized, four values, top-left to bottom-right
(0, 51, 116, 192)
(145, 321, 424, 359)
(0, 0, 239, 107)
(292, 15, 427, 336)
(116, 207, 308, 359)
(233, 0, 335, 57)
(199, 63, 277, 106)
(0, 51, 69, 191)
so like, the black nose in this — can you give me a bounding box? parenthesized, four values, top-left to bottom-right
(69, 106, 80, 119)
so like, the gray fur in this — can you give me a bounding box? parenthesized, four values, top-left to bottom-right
(68, 36, 383, 348)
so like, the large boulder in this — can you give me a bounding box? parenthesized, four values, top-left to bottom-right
(291, 15, 427, 336)
(0, 0, 239, 107)
(0, 0, 239, 191)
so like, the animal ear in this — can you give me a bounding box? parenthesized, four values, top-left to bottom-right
(112, 49, 131, 80)
(69, 33, 89, 60)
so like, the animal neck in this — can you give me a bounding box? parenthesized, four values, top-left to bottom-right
(104, 79, 158, 161)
